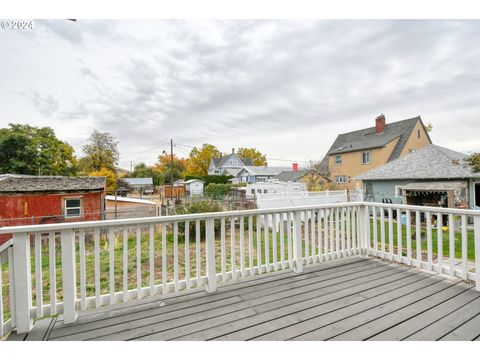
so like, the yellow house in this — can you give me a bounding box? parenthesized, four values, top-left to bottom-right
(324, 115, 432, 190)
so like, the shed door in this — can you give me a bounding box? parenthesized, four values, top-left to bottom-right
(475, 183, 480, 208)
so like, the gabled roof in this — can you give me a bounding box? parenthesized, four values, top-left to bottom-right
(327, 116, 431, 162)
(123, 178, 153, 186)
(211, 154, 253, 168)
(0, 174, 106, 193)
(276, 170, 310, 182)
(356, 145, 478, 181)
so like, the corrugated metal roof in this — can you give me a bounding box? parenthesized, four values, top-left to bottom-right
(123, 178, 153, 186)
(357, 145, 478, 180)
(0, 174, 106, 192)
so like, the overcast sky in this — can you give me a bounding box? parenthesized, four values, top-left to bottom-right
(1, 19, 479, 170)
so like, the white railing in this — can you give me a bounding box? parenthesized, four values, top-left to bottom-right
(0, 239, 14, 338)
(256, 189, 363, 210)
(0, 201, 479, 336)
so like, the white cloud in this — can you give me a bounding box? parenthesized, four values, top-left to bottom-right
(1, 19, 480, 169)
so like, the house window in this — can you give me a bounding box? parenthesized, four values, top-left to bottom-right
(335, 175, 348, 184)
(65, 198, 82, 218)
(418, 129, 421, 138)
(263, 189, 268, 194)
(335, 155, 342, 165)
(257, 189, 262, 194)
(361, 151, 371, 165)
(251, 189, 255, 195)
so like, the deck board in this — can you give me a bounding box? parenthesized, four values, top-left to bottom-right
(10, 256, 480, 341)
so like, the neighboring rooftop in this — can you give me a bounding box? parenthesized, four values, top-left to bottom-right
(122, 178, 153, 186)
(0, 174, 106, 193)
(276, 170, 310, 182)
(211, 152, 253, 168)
(105, 195, 156, 205)
(356, 144, 477, 181)
(239, 166, 290, 176)
(326, 115, 431, 162)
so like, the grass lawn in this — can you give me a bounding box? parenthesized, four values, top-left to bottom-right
(369, 218, 476, 260)
(1, 213, 476, 322)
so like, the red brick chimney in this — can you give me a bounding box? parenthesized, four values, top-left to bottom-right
(375, 114, 386, 134)
(292, 163, 298, 172)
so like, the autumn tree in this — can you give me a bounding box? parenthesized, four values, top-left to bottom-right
(89, 168, 117, 194)
(466, 153, 480, 173)
(237, 147, 267, 166)
(186, 143, 221, 176)
(79, 130, 119, 173)
(0, 123, 77, 175)
(155, 154, 189, 183)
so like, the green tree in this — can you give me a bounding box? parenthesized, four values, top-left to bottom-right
(0, 123, 77, 175)
(79, 130, 119, 173)
(466, 153, 480, 173)
(186, 143, 221, 176)
(237, 147, 267, 166)
(130, 162, 163, 186)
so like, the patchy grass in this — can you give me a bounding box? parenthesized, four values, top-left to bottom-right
(1, 213, 476, 323)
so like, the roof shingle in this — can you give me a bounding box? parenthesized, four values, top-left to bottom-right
(0, 174, 106, 193)
(356, 145, 478, 181)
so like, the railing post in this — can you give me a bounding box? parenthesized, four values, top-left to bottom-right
(358, 204, 369, 257)
(12, 232, 33, 334)
(61, 229, 78, 323)
(474, 216, 480, 292)
(206, 218, 216, 293)
(293, 210, 303, 273)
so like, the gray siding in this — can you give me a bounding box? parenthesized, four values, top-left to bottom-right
(363, 180, 411, 205)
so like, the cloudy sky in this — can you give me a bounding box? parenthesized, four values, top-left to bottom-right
(1, 19, 479, 170)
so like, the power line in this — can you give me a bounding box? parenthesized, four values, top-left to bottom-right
(122, 141, 171, 159)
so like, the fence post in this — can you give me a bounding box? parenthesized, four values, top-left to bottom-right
(474, 216, 480, 292)
(61, 229, 78, 323)
(293, 211, 303, 273)
(206, 218, 217, 293)
(12, 232, 33, 334)
(358, 205, 369, 257)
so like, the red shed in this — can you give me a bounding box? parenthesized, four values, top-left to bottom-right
(0, 174, 106, 243)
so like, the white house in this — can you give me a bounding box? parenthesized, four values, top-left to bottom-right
(246, 180, 307, 198)
(208, 148, 253, 176)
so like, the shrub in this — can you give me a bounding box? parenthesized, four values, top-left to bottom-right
(174, 200, 225, 237)
(204, 183, 232, 199)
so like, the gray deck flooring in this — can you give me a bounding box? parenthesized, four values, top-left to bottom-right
(8, 256, 480, 341)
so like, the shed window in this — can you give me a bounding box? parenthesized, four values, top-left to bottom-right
(65, 198, 82, 218)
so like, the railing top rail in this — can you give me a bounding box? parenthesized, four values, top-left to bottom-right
(366, 201, 480, 216)
(0, 202, 364, 234)
(0, 238, 13, 253)
(2, 200, 479, 235)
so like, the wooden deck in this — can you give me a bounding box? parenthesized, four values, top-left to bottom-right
(8, 257, 480, 341)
